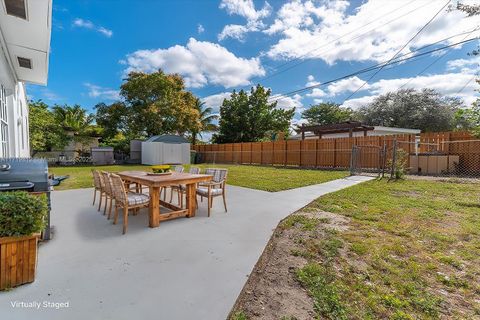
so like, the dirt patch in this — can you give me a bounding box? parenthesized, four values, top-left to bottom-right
(229, 211, 349, 320)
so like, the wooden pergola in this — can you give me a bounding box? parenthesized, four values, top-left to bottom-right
(297, 121, 374, 140)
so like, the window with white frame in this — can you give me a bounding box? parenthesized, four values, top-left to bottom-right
(0, 85, 9, 157)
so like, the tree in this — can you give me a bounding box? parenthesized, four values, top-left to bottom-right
(357, 89, 464, 132)
(190, 98, 218, 145)
(51, 104, 100, 148)
(120, 70, 200, 137)
(52, 104, 95, 133)
(95, 102, 130, 140)
(301, 102, 354, 125)
(28, 100, 69, 153)
(455, 79, 480, 136)
(213, 85, 295, 143)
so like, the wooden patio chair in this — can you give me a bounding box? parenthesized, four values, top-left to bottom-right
(164, 165, 184, 202)
(110, 173, 150, 234)
(92, 169, 102, 206)
(196, 168, 228, 217)
(96, 170, 107, 212)
(171, 167, 201, 207)
(100, 171, 115, 219)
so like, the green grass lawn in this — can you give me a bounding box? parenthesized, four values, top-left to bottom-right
(50, 164, 347, 192)
(283, 179, 480, 319)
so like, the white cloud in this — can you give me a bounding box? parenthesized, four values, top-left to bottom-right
(197, 24, 205, 34)
(446, 56, 480, 72)
(271, 93, 303, 113)
(306, 74, 320, 87)
(84, 83, 120, 101)
(73, 18, 113, 38)
(97, 27, 113, 37)
(218, 24, 250, 41)
(123, 38, 265, 88)
(219, 0, 271, 21)
(306, 88, 326, 98)
(342, 72, 480, 109)
(326, 76, 368, 96)
(218, 0, 271, 41)
(202, 92, 232, 113)
(265, 0, 479, 64)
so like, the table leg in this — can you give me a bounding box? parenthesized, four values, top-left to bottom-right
(149, 186, 160, 227)
(186, 183, 196, 218)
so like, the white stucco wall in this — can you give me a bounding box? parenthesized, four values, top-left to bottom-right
(0, 44, 30, 158)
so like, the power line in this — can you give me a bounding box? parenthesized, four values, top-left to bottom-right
(342, 0, 452, 102)
(203, 0, 426, 97)
(456, 73, 479, 94)
(251, 0, 426, 84)
(398, 26, 480, 90)
(268, 37, 478, 102)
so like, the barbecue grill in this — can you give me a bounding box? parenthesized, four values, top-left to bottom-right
(0, 158, 51, 240)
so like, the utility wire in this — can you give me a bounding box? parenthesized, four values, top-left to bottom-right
(203, 0, 425, 97)
(456, 73, 479, 94)
(398, 26, 480, 90)
(342, 0, 452, 102)
(268, 37, 478, 102)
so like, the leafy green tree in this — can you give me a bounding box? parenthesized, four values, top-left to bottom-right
(51, 104, 100, 149)
(190, 98, 218, 145)
(28, 100, 69, 153)
(301, 102, 353, 125)
(95, 102, 130, 139)
(120, 70, 200, 137)
(213, 85, 295, 143)
(52, 104, 95, 133)
(455, 79, 480, 136)
(357, 89, 464, 132)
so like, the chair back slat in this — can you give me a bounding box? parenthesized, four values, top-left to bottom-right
(98, 171, 106, 189)
(92, 170, 101, 188)
(101, 171, 112, 195)
(206, 168, 228, 183)
(110, 174, 127, 204)
(189, 167, 201, 174)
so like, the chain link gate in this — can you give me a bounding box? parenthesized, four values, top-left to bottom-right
(350, 144, 391, 178)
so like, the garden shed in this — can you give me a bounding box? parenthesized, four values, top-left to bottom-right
(91, 147, 114, 165)
(141, 135, 190, 165)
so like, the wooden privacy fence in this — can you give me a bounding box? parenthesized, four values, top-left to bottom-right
(193, 131, 480, 175)
(193, 134, 416, 169)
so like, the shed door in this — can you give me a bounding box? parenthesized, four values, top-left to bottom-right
(163, 143, 182, 164)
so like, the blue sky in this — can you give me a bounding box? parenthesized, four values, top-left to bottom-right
(29, 0, 479, 126)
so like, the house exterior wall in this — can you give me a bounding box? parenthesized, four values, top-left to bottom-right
(0, 45, 29, 158)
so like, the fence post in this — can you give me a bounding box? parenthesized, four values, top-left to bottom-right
(390, 139, 397, 179)
(315, 139, 319, 168)
(260, 142, 263, 165)
(333, 139, 337, 168)
(349, 145, 356, 175)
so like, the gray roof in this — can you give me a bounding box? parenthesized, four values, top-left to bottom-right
(145, 135, 189, 144)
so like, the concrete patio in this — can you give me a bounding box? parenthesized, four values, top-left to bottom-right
(0, 176, 371, 320)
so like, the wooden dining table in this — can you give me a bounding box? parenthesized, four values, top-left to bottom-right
(117, 171, 212, 228)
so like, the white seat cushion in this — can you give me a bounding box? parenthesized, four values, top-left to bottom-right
(127, 192, 150, 205)
(196, 187, 223, 196)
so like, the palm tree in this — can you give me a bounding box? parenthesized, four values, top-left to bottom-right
(52, 105, 95, 134)
(191, 98, 218, 145)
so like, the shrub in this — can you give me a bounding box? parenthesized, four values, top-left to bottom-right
(0, 191, 48, 237)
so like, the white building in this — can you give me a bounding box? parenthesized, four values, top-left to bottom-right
(0, 0, 52, 158)
(290, 125, 421, 140)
